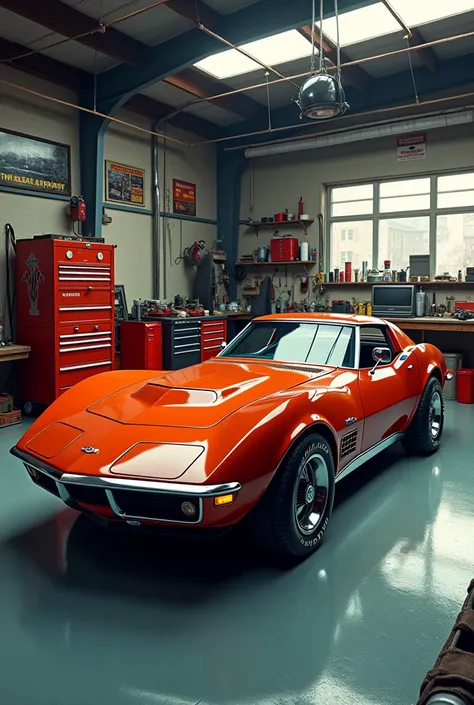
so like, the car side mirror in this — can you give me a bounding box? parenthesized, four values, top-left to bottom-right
(369, 346, 391, 375)
(220, 341, 227, 350)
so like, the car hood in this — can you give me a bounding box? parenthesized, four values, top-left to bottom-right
(87, 359, 330, 429)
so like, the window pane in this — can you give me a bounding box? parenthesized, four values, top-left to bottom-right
(330, 221, 373, 270)
(306, 325, 355, 366)
(438, 173, 474, 192)
(379, 194, 430, 213)
(332, 184, 373, 202)
(437, 214, 474, 275)
(378, 217, 429, 271)
(438, 191, 474, 209)
(332, 200, 373, 217)
(380, 178, 430, 197)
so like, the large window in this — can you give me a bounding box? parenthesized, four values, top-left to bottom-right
(328, 172, 474, 276)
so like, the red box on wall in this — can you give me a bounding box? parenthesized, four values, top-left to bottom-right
(455, 301, 474, 311)
(120, 321, 162, 370)
(270, 236, 299, 262)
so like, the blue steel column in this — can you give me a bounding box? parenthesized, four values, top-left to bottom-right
(217, 147, 247, 300)
(79, 83, 109, 239)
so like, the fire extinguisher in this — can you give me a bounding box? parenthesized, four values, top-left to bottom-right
(69, 195, 87, 222)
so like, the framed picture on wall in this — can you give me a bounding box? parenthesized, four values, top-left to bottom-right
(105, 160, 145, 207)
(0, 128, 71, 196)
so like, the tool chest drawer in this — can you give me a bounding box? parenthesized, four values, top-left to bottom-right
(58, 263, 112, 285)
(201, 319, 227, 361)
(56, 243, 112, 266)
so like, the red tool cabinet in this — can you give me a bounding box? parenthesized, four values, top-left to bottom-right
(120, 321, 163, 370)
(201, 318, 227, 361)
(16, 238, 115, 409)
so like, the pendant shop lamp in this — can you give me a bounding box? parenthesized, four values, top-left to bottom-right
(297, 0, 349, 120)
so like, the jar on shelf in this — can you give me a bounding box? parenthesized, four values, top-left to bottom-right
(382, 260, 391, 282)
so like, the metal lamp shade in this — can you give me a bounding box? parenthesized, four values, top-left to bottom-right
(298, 73, 348, 120)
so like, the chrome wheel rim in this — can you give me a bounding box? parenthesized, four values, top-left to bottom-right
(429, 390, 442, 439)
(294, 453, 329, 535)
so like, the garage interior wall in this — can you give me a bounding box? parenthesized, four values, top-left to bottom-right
(104, 115, 217, 304)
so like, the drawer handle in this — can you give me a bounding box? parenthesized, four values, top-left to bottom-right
(175, 348, 201, 355)
(174, 326, 200, 332)
(60, 344, 112, 353)
(204, 345, 222, 351)
(59, 306, 111, 311)
(74, 326, 79, 332)
(174, 335, 200, 342)
(202, 336, 224, 343)
(60, 361, 111, 372)
(60, 331, 111, 339)
(174, 342, 201, 349)
(60, 338, 112, 346)
(59, 277, 110, 281)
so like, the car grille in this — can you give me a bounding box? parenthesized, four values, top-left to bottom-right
(24, 464, 201, 523)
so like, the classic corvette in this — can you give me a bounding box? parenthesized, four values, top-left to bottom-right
(11, 313, 448, 560)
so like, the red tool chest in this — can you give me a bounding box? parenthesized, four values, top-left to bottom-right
(201, 318, 227, 361)
(16, 238, 115, 409)
(120, 321, 163, 370)
(270, 236, 299, 262)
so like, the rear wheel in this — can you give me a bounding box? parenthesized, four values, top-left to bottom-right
(250, 433, 335, 561)
(403, 377, 444, 455)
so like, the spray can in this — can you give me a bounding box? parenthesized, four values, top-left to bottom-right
(339, 271, 344, 283)
(345, 262, 352, 283)
(354, 269, 359, 283)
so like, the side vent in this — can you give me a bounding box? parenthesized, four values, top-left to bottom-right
(341, 430, 358, 459)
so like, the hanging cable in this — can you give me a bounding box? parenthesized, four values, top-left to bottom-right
(4, 223, 16, 342)
(406, 37, 420, 104)
(334, 0, 342, 82)
(319, 0, 325, 73)
(310, 0, 316, 73)
(265, 72, 272, 131)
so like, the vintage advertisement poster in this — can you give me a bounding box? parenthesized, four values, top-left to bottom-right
(0, 128, 71, 196)
(173, 178, 196, 216)
(396, 133, 427, 162)
(106, 161, 145, 206)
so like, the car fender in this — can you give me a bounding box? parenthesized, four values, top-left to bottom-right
(413, 344, 448, 390)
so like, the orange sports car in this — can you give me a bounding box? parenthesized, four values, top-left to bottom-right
(12, 314, 449, 560)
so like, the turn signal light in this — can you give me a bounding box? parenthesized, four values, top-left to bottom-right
(214, 494, 234, 507)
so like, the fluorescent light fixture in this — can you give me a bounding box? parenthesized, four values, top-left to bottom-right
(244, 111, 474, 158)
(194, 29, 311, 79)
(319, 0, 474, 46)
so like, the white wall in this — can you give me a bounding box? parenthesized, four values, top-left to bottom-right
(103, 113, 217, 304)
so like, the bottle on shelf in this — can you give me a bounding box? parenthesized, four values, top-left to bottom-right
(298, 197, 304, 218)
(382, 260, 391, 282)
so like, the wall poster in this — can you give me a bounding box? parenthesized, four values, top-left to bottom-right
(0, 128, 71, 195)
(397, 133, 427, 162)
(105, 161, 145, 206)
(173, 178, 196, 216)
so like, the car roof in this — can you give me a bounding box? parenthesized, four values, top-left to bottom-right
(254, 313, 387, 326)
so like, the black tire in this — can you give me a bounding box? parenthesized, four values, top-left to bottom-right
(23, 401, 40, 417)
(250, 433, 335, 561)
(403, 376, 444, 456)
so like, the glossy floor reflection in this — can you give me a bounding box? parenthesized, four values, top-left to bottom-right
(1, 402, 474, 705)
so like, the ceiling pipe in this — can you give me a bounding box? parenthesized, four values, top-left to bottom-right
(193, 91, 474, 147)
(380, 0, 412, 39)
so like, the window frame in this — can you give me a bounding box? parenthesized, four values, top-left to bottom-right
(326, 169, 474, 277)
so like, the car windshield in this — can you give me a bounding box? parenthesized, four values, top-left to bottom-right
(220, 321, 355, 367)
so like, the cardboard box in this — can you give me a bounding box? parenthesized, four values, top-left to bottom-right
(0, 409, 21, 427)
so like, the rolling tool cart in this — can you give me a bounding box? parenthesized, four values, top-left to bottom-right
(16, 237, 115, 414)
(418, 580, 474, 705)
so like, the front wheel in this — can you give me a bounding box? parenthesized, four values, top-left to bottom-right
(250, 433, 335, 561)
(403, 377, 444, 456)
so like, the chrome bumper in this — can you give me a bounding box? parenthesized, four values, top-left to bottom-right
(10, 446, 241, 526)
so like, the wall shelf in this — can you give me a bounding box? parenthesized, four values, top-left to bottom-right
(315, 281, 474, 287)
(237, 260, 315, 266)
(240, 219, 314, 234)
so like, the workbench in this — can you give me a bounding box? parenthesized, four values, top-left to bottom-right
(387, 317, 474, 340)
(0, 344, 31, 363)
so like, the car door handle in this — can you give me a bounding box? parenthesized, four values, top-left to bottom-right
(408, 364, 413, 370)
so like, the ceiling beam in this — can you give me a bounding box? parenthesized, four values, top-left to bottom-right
(165, 0, 219, 28)
(0, 36, 88, 90)
(0, 0, 149, 65)
(164, 68, 267, 122)
(300, 25, 372, 92)
(125, 94, 220, 139)
(410, 28, 438, 74)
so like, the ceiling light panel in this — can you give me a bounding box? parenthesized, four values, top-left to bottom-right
(318, 0, 474, 47)
(194, 29, 311, 79)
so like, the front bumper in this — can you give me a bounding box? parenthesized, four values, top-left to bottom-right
(10, 446, 241, 526)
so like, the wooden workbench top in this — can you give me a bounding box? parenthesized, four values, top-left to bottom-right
(387, 317, 474, 332)
(0, 344, 31, 362)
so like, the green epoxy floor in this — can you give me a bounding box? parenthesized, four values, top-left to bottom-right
(1, 401, 473, 705)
